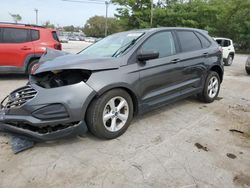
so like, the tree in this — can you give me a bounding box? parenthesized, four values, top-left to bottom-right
(112, 0, 152, 30)
(42, 21, 55, 29)
(83, 16, 122, 37)
(113, 0, 250, 50)
(9, 13, 22, 23)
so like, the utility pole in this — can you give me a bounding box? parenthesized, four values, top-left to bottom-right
(34, 8, 38, 25)
(150, 0, 153, 27)
(105, 1, 110, 37)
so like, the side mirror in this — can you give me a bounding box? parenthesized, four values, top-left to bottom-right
(137, 51, 159, 61)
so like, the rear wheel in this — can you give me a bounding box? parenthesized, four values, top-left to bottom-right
(86, 89, 133, 139)
(198, 71, 221, 103)
(224, 55, 233, 66)
(27, 59, 39, 74)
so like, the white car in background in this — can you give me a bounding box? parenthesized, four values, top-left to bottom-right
(214, 37, 235, 66)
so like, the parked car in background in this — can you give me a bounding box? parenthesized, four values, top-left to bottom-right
(246, 56, 250, 75)
(85, 37, 96, 43)
(0, 22, 61, 74)
(59, 35, 69, 43)
(214, 37, 235, 66)
(0, 27, 223, 141)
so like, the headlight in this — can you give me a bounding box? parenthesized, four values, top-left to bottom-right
(31, 69, 92, 88)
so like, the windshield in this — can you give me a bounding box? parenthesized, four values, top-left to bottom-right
(79, 32, 144, 58)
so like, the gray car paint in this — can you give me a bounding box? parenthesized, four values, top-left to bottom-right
(0, 27, 223, 141)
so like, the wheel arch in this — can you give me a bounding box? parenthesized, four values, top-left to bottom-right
(229, 52, 235, 59)
(24, 54, 43, 72)
(90, 84, 139, 116)
(210, 65, 223, 83)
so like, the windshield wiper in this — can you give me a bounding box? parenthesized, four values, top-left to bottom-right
(112, 39, 138, 57)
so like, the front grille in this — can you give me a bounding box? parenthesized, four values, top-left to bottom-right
(2, 85, 37, 109)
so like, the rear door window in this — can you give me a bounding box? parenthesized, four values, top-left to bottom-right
(2, 28, 30, 43)
(195, 32, 211, 48)
(177, 31, 202, 52)
(216, 39, 223, 46)
(31, 29, 40, 41)
(141, 31, 176, 58)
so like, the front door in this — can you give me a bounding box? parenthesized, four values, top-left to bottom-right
(137, 31, 184, 110)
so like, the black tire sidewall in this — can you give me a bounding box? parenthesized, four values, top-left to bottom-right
(202, 71, 221, 103)
(225, 55, 233, 66)
(86, 89, 133, 139)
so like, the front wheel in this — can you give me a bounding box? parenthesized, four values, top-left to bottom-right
(198, 71, 221, 103)
(27, 59, 39, 74)
(86, 89, 133, 139)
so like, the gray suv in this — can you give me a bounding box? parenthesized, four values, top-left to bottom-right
(0, 28, 224, 141)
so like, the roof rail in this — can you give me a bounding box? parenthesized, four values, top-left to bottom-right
(0, 22, 45, 28)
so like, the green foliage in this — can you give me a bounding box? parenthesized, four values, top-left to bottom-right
(83, 16, 122, 37)
(42, 21, 55, 29)
(9, 13, 22, 23)
(113, 0, 250, 49)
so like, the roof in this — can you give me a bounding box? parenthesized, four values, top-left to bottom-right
(0, 22, 55, 31)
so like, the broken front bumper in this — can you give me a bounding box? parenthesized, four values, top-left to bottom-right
(0, 82, 96, 141)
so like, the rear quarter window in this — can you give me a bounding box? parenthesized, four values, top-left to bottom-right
(2, 28, 30, 43)
(52, 31, 59, 42)
(195, 32, 211, 48)
(177, 31, 202, 52)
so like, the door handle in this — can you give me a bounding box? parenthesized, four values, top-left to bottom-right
(203, 52, 209, 57)
(170, 58, 181, 64)
(21, 46, 31, 50)
(228, 49, 231, 50)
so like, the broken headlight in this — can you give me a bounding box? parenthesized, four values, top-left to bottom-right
(30, 69, 91, 88)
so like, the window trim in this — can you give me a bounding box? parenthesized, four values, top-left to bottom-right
(136, 30, 178, 60)
(194, 31, 211, 49)
(30, 29, 40, 41)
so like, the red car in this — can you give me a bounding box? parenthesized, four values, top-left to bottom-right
(0, 23, 61, 74)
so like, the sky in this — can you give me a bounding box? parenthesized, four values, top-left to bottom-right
(0, 0, 118, 27)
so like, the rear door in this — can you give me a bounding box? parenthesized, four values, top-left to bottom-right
(0, 27, 34, 68)
(175, 30, 209, 92)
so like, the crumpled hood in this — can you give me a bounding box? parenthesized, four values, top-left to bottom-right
(35, 49, 120, 74)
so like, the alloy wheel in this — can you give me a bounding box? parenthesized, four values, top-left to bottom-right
(102, 96, 129, 132)
(207, 76, 219, 98)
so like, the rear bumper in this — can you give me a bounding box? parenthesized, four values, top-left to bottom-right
(0, 82, 96, 141)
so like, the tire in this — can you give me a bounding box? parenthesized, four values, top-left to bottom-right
(246, 68, 250, 75)
(86, 89, 134, 139)
(198, 71, 221, 103)
(27, 59, 39, 74)
(224, 55, 233, 66)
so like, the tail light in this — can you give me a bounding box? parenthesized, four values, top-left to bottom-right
(54, 43, 62, 50)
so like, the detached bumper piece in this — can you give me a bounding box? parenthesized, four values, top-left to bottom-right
(0, 121, 87, 142)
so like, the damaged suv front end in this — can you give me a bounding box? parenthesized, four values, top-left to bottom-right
(0, 71, 96, 141)
(0, 50, 102, 141)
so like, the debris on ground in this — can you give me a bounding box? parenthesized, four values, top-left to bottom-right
(194, 143, 208, 151)
(229, 129, 244, 134)
(10, 134, 34, 154)
(233, 174, 250, 187)
(226, 153, 237, 159)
